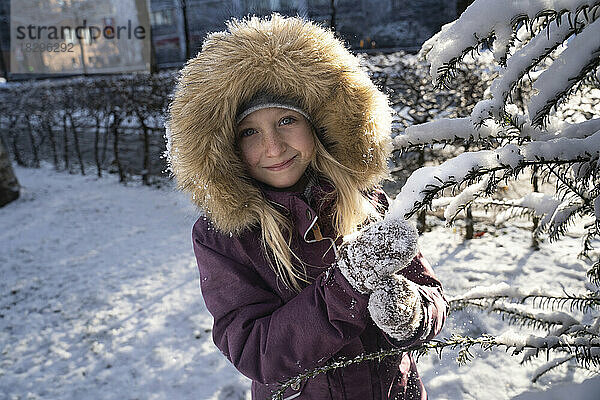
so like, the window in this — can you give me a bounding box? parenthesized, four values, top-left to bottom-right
(150, 9, 174, 26)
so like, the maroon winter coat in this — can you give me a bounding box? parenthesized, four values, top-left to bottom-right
(191, 178, 447, 400)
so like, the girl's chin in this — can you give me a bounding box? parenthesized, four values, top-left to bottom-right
(269, 177, 302, 189)
(264, 170, 308, 190)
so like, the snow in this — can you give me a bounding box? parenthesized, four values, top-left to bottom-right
(422, 0, 598, 82)
(161, 123, 175, 176)
(472, 21, 573, 124)
(415, 218, 599, 400)
(496, 303, 580, 327)
(388, 145, 522, 220)
(455, 282, 524, 301)
(1, 163, 598, 399)
(393, 118, 500, 148)
(496, 329, 600, 352)
(520, 127, 600, 160)
(0, 164, 249, 400)
(389, 129, 600, 220)
(511, 376, 600, 400)
(444, 177, 489, 222)
(533, 118, 600, 141)
(528, 17, 600, 122)
(494, 193, 561, 226)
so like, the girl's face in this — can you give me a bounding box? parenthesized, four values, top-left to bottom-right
(237, 107, 315, 190)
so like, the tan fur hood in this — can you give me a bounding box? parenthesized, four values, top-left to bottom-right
(166, 13, 393, 234)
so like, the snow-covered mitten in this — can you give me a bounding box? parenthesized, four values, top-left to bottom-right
(336, 218, 418, 294)
(368, 274, 424, 342)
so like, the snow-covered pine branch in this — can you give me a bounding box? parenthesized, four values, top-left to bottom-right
(394, 116, 600, 153)
(531, 354, 576, 383)
(392, 117, 503, 149)
(432, 190, 584, 236)
(528, 16, 600, 126)
(391, 0, 600, 262)
(497, 330, 600, 366)
(446, 280, 600, 378)
(475, 17, 579, 124)
(456, 300, 582, 330)
(454, 292, 600, 371)
(389, 129, 599, 220)
(421, 0, 600, 88)
(271, 331, 600, 400)
(450, 282, 600, 314)
(492, 193, 561, 226)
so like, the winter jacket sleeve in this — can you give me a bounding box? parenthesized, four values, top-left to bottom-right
(192, 218, 372, 384)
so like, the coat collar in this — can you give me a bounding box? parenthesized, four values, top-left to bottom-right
(259, 173, 338, 242)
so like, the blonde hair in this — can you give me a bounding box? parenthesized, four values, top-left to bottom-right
(256, 129, 383, 293)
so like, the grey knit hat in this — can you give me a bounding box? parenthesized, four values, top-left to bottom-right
(235, 92, 312, 125)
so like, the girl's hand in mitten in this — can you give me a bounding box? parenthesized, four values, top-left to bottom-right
(336, 218, 418, 294)
(368, 274, 424, 342)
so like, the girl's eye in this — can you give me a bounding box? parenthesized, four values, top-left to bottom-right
(280, 116, 296, 126)
(239, 128, 256, 138)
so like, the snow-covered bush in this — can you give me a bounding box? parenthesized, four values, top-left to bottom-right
(0, 72, 175, 182)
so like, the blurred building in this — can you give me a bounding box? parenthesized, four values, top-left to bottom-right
(150, 0, 459, 67)
(0, 0, 467, 77)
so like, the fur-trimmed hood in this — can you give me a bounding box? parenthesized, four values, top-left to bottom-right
(166, 13, 393, 234)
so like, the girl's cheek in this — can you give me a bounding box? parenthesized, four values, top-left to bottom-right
(240, 142, 260, 166)
(303, 136, 316, 160)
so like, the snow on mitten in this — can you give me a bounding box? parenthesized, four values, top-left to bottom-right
(368, 274, 424, 342)
(336, 218, 418, 294)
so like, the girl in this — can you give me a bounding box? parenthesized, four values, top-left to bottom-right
(166, 14, 446, 400)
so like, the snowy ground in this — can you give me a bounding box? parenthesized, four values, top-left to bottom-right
(1, 163, 598, 400)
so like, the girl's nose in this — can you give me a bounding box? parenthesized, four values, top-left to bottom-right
(263, 130, 286, 157)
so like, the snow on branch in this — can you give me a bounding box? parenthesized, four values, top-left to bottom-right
(452, 282, 526, 300)
(388, 129, 599, 220)
(531, 117, 600, 141)
(444, 177, 490, 222)
(531, 354, 575, 382)
(271, 332, 600, 399)
(431, 193, 559, 220)
(444, 282, 600, 376)
(494, 193, 562, 226)
(472, 19, 576, 124)
(452, 333, 600, 366)
(393, 118, 501, 149)
(421, 0, 600, 87)
(528, 17, 600, 126)
(462, 300, 581, 331)
(450, 283, 600, 313)
(393, 116, 600, 152)
(497, 330, 600, 356)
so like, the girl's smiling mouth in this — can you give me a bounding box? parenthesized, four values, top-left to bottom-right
(265, 155, 296, 171)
